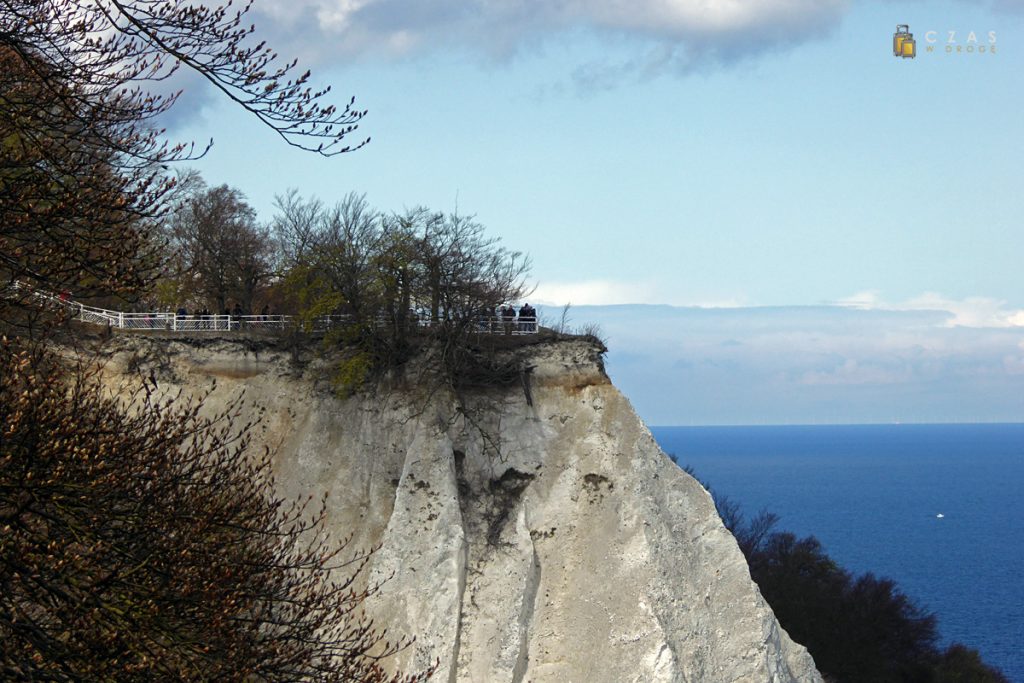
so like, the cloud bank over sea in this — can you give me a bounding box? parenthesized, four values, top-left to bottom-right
(548, 303, 1024, 425)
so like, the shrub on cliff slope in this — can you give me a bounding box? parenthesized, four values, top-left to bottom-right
(745, 528, 1009, 683)
(0, 339, 430, 681)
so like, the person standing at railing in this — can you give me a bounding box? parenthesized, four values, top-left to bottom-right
(232, 302, 243, 330)
(502, 305, 515, 335)
(476, 306, 490, 332)
(518, 303, 532, 333)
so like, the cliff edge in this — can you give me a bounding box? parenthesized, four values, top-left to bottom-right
(96, 335, 822, 683)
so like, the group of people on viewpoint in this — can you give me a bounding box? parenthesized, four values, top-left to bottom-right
(171, 303, 273, 330)
(492, 303, 537, 333)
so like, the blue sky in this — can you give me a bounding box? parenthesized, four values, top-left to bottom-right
(170, 0, 1023, 423)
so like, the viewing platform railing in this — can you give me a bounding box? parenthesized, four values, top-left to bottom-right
(6, 282, 539, 335)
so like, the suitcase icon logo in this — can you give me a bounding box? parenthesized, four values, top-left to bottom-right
(893, 25, 916, 58)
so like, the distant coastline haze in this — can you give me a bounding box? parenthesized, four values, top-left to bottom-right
(544, 303, 1024, 426)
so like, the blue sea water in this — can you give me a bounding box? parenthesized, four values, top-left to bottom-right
(650, 423, 1024, 682)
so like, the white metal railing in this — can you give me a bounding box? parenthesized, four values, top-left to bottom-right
(5, 281, 539, 335)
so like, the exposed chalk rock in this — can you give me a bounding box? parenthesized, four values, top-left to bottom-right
(95, 335, 822, 683)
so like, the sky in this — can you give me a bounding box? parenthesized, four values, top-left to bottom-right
(169, 0, 1023, 424)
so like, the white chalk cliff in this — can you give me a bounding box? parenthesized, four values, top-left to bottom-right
(97, 335, 822, 683)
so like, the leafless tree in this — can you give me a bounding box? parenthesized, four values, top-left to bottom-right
(273, 190, 379, 323)
(272, 188, 326, 270)
(421, 212, 532, 326)
(165, 179, 275, 313)
(271, 193, 533, 386)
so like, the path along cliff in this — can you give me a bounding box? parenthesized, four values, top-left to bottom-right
(92, 333, 822, 683)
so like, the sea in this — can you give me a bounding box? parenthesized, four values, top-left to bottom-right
(650, 423, 1024, 683)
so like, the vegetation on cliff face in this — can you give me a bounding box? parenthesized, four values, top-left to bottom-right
(683, 465, 1009, 683)
(0, 341, 430, 682)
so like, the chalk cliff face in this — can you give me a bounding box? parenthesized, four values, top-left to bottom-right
(97, 335, 822, 683)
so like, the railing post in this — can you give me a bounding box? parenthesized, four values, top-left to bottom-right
(118, 311, 124, 329)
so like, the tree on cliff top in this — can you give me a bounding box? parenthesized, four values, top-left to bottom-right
(271, 190, 534, 390)
(162, 174, 275, 313)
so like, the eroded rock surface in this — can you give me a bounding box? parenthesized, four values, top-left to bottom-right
(96, 335, 822, 683)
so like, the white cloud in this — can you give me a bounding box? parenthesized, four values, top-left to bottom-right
(569, 0, 845, 37)
(837, 291, 1024, 329)
(314, 0, 372, 31)
(253, 0, 848, 69)
(836, 290, 883, 309)
(905, 293, 1024, 328)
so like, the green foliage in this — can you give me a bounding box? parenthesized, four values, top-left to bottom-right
(282, 264, 346, 333)
(152, 277, 186, 309)
(332, 350, 375, 396)
(933, 645, 1010, 683)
